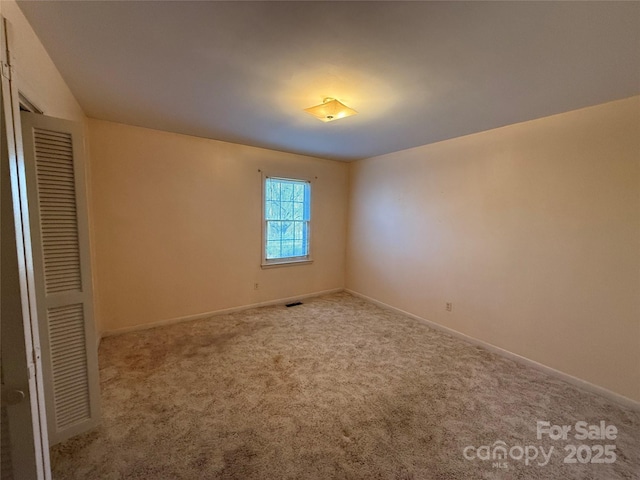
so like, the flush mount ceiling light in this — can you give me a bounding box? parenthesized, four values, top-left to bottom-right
(304, 97, 358, 123)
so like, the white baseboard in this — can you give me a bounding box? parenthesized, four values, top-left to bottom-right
(345, 289, 640, 412)
(101, 288, 344, 338)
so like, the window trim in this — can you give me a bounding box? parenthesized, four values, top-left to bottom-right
(261, 172, 313, 268)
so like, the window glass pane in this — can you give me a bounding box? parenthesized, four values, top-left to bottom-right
(281, 200, 294, 220)
(266, 179, 280, 201)
(265, 200, 279, 220)
(266, 240, 281, 259)
(281, 240, 294, 258)
(267, 221, 280, 241)
(281, 182, 294, 202)
(280, 220, 293, 238)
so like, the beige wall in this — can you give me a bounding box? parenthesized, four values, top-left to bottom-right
(347, 96, 640, 402)
(88, 119, 348, 333)
(0, 0, 84, 122)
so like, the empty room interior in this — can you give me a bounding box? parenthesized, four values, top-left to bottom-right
(1, 1, 639, 479)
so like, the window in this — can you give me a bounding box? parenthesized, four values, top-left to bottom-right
(263, 175, 311, 266)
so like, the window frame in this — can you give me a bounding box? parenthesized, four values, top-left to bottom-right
(261, 172, 313, 268)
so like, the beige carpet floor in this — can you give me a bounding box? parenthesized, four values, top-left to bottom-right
(51, 292, 640, 479)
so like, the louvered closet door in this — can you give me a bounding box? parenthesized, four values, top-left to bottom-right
(21, 112, 100, 445)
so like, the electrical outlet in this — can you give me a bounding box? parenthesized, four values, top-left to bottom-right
(446, 302, 452, 312)
(254, 283, 259, 290)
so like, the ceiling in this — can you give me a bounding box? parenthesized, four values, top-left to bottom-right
(17, 1, 640, 161)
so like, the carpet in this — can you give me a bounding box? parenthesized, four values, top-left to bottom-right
(51, 292, 640, 479)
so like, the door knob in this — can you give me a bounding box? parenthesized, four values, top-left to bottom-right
(1, 389, 25, 407)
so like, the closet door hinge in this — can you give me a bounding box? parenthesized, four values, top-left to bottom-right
(1, 61, 10, 80)
(32, 346, 41, 366)
(25, 346, 41, 380)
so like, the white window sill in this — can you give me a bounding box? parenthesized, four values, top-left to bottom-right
(261, 258, 313, 269)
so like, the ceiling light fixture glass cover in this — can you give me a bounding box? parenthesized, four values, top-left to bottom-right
(304, 98, 358, 123)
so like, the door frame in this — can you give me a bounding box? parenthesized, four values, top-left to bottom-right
(1, 15, 51, 480)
